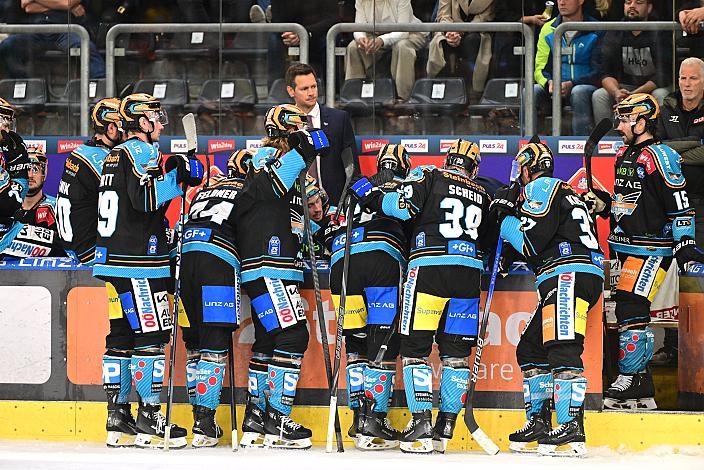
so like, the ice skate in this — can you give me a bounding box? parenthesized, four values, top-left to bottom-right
(508, 401, 552, 453)
(191, 405, 222, 448)
(537, 410, 586, 457)
(399, 410, 434, 454)
(240, 397, 266, 448)
(262, 401, 312, 450)
(603, 372, 657, 410)
(134, 403, 187, 449)
(431, 411, 457, 453)
(106, 404, 137, 447)
(355, 397, 399, 451)
(348, 407, 360, 445)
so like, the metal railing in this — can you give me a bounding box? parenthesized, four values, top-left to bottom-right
(551, 21, 682, 136)
(327, 22, 536, 135)
(105, 22, 310, 97)
(0, 24, 91, 135)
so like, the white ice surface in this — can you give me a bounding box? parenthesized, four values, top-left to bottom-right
(0, 441, 702, 470)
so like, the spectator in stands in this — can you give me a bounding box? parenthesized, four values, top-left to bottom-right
(533, 0, 602, 135)
(678, 2, 704, 59)
(286, 63, 358, 205)
(266, 0, 339, 89)
(177, 0, 248, 22)
(491, 0, 550, 79)
(592, 0, 671, 124)
(653, 57, 704, 367)
(426, 0, 495, 94)
(0, 0, 105, 79)
(345, 0, 428, 101)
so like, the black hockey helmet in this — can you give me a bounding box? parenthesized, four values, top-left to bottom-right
(264, 103, 308, 138)
(444, 139, 481, 175)
(0, 98, 15, 131)
(377, 144, 411, 179)
(515, 142, 554, 177)
(91, 98, 122, 134)
(227, 149, 253, 180)
(119, 93, 167, 131)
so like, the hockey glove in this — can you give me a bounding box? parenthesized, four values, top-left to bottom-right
(1, 130, 31, 181)
(347, 169, 394, 202)
(165, 154, 204, 188)
(673, 237, 704, 272)
(287, 129, 330, 168)
(489, 182, 520, 222)
(583, 189, 611, 217)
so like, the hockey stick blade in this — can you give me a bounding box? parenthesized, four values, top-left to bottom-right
(584, 118, 612, 192)
(182, 113, 198, 156)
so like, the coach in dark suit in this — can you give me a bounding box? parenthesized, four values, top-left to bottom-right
(285, 63, 358, 205)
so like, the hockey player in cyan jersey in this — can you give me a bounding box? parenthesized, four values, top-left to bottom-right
(1, 145, 64, 258)
(93, 93, 203, 449)
(585, 93, 704, 410)
(236, 104, 328, 449)
(0, 98, 31, 253)
(327, 144, 411, 450)
(57, 98, 124, 264)
(492, 142, 604, 457)
(179, 149, 252, 447)
(351, 140, 496, 453)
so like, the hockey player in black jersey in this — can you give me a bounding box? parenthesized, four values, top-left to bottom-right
(0, 98, 31, 253)
(1, 145, 64, 258)
(584, 93, 704, 410)
(302, 174, 332, 260)
(327, 144, 410, 451)
(351, 139, 496, 453)
(236, 104, 328, 449)
(56, 98, 124, 265)
(93, 93, 204, 449)
(491, 143, 604, 456)
(179, 149, 252, 447)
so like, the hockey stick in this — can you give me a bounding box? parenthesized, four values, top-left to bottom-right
(229, 337, 238, 451)
(164, 113, 198, 450)
(299, 170, 344, 453)
(584, 118, 613, 192)
(463, 161, 522, 456)
(325, 150, 357, 453)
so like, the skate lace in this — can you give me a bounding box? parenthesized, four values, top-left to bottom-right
(546, 423, 567, 436)
(518, 415, 536, 433)
(611, 374, 633, 392)
(281, 415, 302, 431)
(155, 412, 166, 434)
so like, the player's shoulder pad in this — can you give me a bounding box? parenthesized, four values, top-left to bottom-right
(251, 146, 279, 170)
(117, 139, 159, 175)
(41, 195, 57, 207)
(72, 143, 110, 176)
(405, 165, 434, 182)
(646, 144, 685, 187)
(522, 177, 561, 216)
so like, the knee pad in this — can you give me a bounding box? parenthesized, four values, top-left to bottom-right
(402, 357, 433, 413)
(439, 357, 469, 415)
(522, 368, 552, 419)
(196, 351, 227, 410)
(131, 346, 165, 405)
(186, 349, 200, 405)
(614, 291, 651, 329)
(346, 355, 368, 410)
(437, 332, 474, 359)
(248, 353, 271, 411)
(618, 328, 654, 373)
(102, 349, 133, 405)
(268, 351, 303, 415)
(364, 362, 395, 413)
(553, 370, 586, 425)
(273, 322, 309, 356)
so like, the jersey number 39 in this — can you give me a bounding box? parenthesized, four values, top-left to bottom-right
(439, 197, 482, 239)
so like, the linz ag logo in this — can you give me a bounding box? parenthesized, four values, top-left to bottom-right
(362, 139, 389, 153)
(57, 140, 83, 153)
(479, 139, 507, 153)
(208, 139, 235, 153)
(400, 139, 429, 153)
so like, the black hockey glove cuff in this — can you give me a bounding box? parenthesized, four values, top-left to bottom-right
(583, 188, 611, 218)
(489, 183, 520, 222)
(165, 154, 204, 188)
(288, 129, 329, 167)
(1, 130, 31, 180)
(673, 237, 704, 271)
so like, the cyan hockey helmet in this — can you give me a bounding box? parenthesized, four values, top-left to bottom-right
(376, 144, 411, 179)
(227, 149, 253, 180)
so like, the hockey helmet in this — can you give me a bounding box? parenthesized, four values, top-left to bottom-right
(377, 144, 411, 179)
(444, 139, 481, 174)
(0, 98, 16, 131)
(227, 149, 253, 180)
(27, 144, 47, 173)
(515, 142, 554, 177)
(615, 93, 659, 123)
(305, 174, 329, 207)
(91, 98, 122, 134)
(119, 93, 167, 131)
(264, 104, 308, 138)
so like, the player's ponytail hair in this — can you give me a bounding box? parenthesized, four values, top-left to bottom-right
(262, 136, 291, 155)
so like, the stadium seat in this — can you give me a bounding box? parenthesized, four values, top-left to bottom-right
(398, 78, 467, 134)
(133, 79, 189, 135)
(0, 78, 48, 111)
(338, 78, 395, 134)
(468, 78, 523, 134)
(186, 79, 257, 135)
